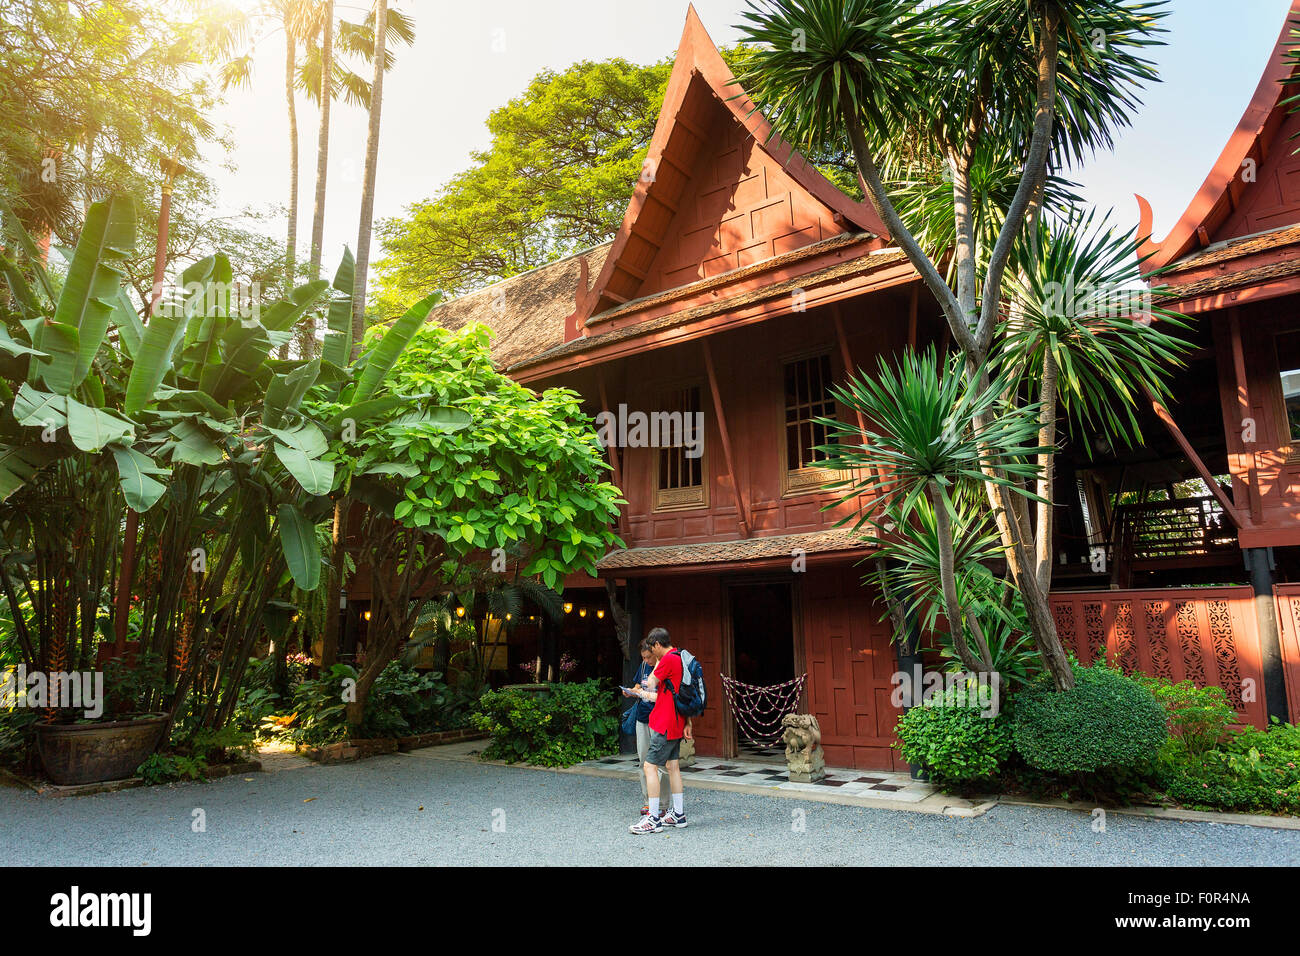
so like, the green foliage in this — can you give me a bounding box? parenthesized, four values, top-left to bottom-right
(895, 686, 1012, 785)
(1001, 209, 1193, 450)
(358, 661, 448, 738)
(1159, 722, 1300, 815)
(372, 49, 858, 313)
(285, 663, 356, 746)
(336, 321, 623, 589)
(471, 680, 619, 767)
(1136, 676, 1236, 763)
(137, 752, 207, 785)
(1011, 661, 1167, 774)
(101, 652, 169, 719)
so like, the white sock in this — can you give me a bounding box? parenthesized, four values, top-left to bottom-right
(672, 793, 684, 815)
(649, 798, 660, 818)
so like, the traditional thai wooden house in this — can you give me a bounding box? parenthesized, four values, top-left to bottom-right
(413, 4, 1300, 766)
(1048, 0, 1300, 731)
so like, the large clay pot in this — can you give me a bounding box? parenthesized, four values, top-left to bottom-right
(35, 716, 168, 785)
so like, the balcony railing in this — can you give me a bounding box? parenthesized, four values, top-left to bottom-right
(1112, 494, 1238, 576)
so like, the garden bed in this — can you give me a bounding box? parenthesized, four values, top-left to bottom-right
(396, 728, 487, 752)
(0, 759, 262, 797)
(304, 738, 400, 764)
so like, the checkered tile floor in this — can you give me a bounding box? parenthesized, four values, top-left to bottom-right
(582, 752, 934, 803)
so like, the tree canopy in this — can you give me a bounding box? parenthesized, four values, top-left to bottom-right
(371, 50, 860, 316)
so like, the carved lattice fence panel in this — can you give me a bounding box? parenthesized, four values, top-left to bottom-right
(1269, 585, 1300, 725)
(1049, 587, 1268, 729)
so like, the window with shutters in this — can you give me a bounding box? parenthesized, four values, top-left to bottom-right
(781, 352, 841, 494)
(654, 384, 707, 511)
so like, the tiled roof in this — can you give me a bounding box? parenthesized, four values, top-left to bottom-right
(423, 242, 611, 368)
(510, 246, 910, 373)
(1163, 223, 1300, 275)
(1163, 256, 1300, 302)
(597, 526, 870, 572)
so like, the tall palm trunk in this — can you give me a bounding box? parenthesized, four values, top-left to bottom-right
(283, 28, 300, 359)
(304, 2, 335, 359)
(350, 0, 388, 360)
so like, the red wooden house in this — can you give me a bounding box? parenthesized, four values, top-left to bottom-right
(419, 4, 1300, 766)
(1047, 0, 1300, 732)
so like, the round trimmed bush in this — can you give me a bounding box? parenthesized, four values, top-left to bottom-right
(896, 688, 1012, 784)
(1011, 663, 1167, 774)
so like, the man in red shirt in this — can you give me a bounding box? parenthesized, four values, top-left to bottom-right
(626, 627, 690, 833)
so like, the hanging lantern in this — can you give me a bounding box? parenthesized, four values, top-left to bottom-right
(455, 606, 466, 618)
(596, 609, 606, 620)
(578, 607, 588, 618)
(563, 603, 573, 614)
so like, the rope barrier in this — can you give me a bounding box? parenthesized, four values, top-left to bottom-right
(720, 672, 806, 744)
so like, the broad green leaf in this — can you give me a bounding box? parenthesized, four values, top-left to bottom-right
(0, 323, 47, 359)
(0, 443, 54, 500)
(111, 444, 168, 511)
(322, 247, 354, 367)
(361, 462, 420, 478)
(50, 195, 135, 389)
(263, 359, 320, 430)
(123, 308, 187, 415)
(167, 420, 225, 466)
(277, 503, 321, 591)
(30, 320, 79, 394)
(264, 421, 328, 457)
(13, 383, 67, 428)
(274, 444, 335, 495)
(65, 396, 134, 452)
(352, 291, 441, 404)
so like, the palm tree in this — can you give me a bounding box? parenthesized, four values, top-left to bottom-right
(298, 2, 413, 357)
(816, 347, 1045, 673)
(734, 0, 1172, 690)
(218, 0, 317, 307)
(351, 0, 390, 359)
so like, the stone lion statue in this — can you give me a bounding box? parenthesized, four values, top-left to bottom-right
(781, 713, 821, 759)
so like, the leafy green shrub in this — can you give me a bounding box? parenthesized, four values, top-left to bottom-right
(471, 679, 618, 767)
(896, 686, 1012, 785)
(1011, 661, 1167, 774)
(1136, 676, 1236, 761)
(286, 664, 356, 746)
(137, 753, 207, 785)
(1161, 721, 1300, 814)
(360, 662, 447, 738)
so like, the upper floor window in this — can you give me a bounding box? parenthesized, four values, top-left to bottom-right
(782, 353, 837, 492)
(655, 385, 706, 511)
(1278, 331, 1300, 443)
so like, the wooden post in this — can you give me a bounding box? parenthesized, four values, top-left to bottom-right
(702, 338, 751, 537)
(596, 370, 627, 535)
(1227, 309, 1264, 523)
(1145, 387, 1243, 528)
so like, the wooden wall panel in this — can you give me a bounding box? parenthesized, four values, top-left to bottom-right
(800, 565, 903, 770)
(1050, 587, 1269, 729)
(642, 575, 726, 757)
(1271, 584, 1300, 725)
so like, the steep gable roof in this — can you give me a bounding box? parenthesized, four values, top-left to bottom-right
(574, 5, 886, 324)
(1138, 0, 1300, 272)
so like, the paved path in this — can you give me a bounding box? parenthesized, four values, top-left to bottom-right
(4, 751, 1297, 866)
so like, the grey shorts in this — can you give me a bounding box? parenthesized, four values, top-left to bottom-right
(645, 731, 681, 767)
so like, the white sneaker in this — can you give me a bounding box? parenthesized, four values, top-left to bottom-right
(628, 814, 663, 834)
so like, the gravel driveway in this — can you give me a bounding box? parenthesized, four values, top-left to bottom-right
(5, 751, 1297, 866)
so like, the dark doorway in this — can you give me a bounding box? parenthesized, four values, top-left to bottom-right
(728, 582, 796, 754)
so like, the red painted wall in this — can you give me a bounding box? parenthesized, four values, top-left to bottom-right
(642, 563, 904, 771)
(598, 297, 915, 551)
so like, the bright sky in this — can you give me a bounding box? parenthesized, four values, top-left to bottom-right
(206, 0, 1295, 288)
